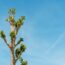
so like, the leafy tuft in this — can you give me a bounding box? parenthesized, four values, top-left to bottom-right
(0, 31, 5, 38)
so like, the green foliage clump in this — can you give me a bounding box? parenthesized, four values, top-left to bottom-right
(15, 16, 25, 29)
(15, 43, 26, 58)
(19, 38, 24, 42)
(0, 31, 5, 38)
(20, 44, 26, 52)
(21, 60, 27, 65)
(6, 16, 15, 22)
(15, 48, 21, 58)
(16, 38, 24, 45)
(10, 31, 16, 38)
(8, 8, 16, 15)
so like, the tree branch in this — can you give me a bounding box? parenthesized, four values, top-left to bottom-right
(15, 54, 21, 63)
(3, 37, 10, 48)
(15, 38, 23, 47)
(15, 16, 25, 35)
(0, 31, 9, 48)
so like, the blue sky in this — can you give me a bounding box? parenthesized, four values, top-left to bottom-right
(0, 0, 65, 65)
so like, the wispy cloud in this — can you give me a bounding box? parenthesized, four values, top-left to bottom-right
(45, 31, 65, 55)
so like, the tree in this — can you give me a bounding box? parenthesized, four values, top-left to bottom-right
(0, 8, 27, 65)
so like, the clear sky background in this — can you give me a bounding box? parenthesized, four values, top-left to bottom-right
(0, 0, 65, 65)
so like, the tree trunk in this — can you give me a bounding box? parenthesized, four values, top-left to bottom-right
(10, 17, 16, 65)
(10, 48, 15, 65)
